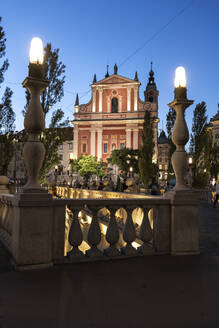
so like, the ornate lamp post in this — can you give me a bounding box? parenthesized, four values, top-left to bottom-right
(168, 67, 194, 191)
(22, 37, 49, 192)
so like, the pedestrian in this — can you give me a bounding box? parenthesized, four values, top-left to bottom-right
(213, 181, 219, 208)
(149, 177, 159, 195)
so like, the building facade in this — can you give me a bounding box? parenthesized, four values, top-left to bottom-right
(157, 130, 170, 183)
(210, 104, 219, 147)
(73, 64, 159, 162)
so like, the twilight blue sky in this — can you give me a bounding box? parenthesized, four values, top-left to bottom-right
(1, 0, 219, 137)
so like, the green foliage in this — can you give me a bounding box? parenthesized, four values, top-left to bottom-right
(41, 43, 66, 115)
(189, 102, 214, 188)
(0, 17, 9, 86)
(0, 18, 15, 175)
(138, 110, 157, 187)
(107, 148, 139, 174)
(71, 155, 105, 180)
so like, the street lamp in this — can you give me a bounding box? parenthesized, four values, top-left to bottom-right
(188, 156, 193, 187)
(54, 165, 58, 185)
(168, 66, 194, 191)
(129, 166, 133, 177)
(22, 37, 48, 191)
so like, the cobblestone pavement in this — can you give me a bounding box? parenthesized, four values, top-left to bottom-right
(199, 203, 219, 255)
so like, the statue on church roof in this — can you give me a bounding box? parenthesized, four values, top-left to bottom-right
(93, 74, 97, 83)
(105, 65, 110, 78)
(114, 63, 118, 75)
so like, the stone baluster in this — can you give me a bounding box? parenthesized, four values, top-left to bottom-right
(104, 207, 120, 256)
(67, 207, 84, 260)
(22, 66, 49, 192)
(138, 207, 154, 254)
(168, 84, 193, 191)
(86, 207, 102, 257)
(122, 207, 137, 255)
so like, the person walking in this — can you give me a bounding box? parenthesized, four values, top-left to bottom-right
(213, 181, 219, 208)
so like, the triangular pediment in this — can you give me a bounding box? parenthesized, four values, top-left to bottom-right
(92, 74, 140, 86)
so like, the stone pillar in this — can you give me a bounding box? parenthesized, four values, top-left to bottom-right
(0, 176, 9, 194)
(98, 88, 103, 113)
(134, 87, 138, 111)
(126, 128, 131, 148)
(133, 129, 138, 149)
(92, 88, 96, 113)
(22, 73, 49, 191)
(73, 125, 78, 159)
(166, 84, 199, 255)
(97, 129, 102, 160)
(91, 129, 96, 156)
(127, 87, 131, 111)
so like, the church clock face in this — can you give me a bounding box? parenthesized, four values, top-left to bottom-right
(80, 106, 86, 112)
(144, 103, 151, 110)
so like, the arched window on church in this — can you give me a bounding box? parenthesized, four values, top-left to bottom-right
(112, 143, 116, 150)
(111, 97, 118, 113)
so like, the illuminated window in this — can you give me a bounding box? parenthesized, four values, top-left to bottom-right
(111, 97, 118, 113)
(103, 143, 108, 153)
(82, 143, 87, 153)
(159, 164, 162, 170)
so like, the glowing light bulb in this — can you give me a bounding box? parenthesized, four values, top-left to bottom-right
(174, 66, 186, 88)
(29, 37, 44, 64)
(188, 157, 193, 164)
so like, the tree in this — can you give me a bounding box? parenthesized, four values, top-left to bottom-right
(138, 110, 157, 187)
(190, 102, 209, 188)
(71, 155, 106, 181)
(24, 43, 68, 183)
(107, 148, 139, 175)
(0, 18, 15, 175)
(166, 107, 176, 178)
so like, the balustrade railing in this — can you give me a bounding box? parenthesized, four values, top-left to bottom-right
(55, 197, 171, 263)
(0, 195, 14, 251)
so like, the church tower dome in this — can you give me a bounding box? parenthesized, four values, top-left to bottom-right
(144, 62, 159, 104)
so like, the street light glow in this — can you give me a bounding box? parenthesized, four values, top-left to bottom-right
(29, 37, 44, 64)
(174, 66, 186, 88)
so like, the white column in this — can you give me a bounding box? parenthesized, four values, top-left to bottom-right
(119, 95, 122, 112)
(97, 129, 102, 160)
(126, 129, 131, 148)
(127, 87, 131, 111)
(133, 129, 138, 149)
(99, 88, 103, 113)
(134, 87, 138, 111)
(92, 88, 96, 113)
(73, 125, 78, 159)
(107, 96, 110, 113)
(91, 129, 96, 156)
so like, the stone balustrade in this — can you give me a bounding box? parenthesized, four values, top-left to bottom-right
(54, 197, 171, 263)
(0, 185, 199, 270)
(55, 186, 149, 200)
